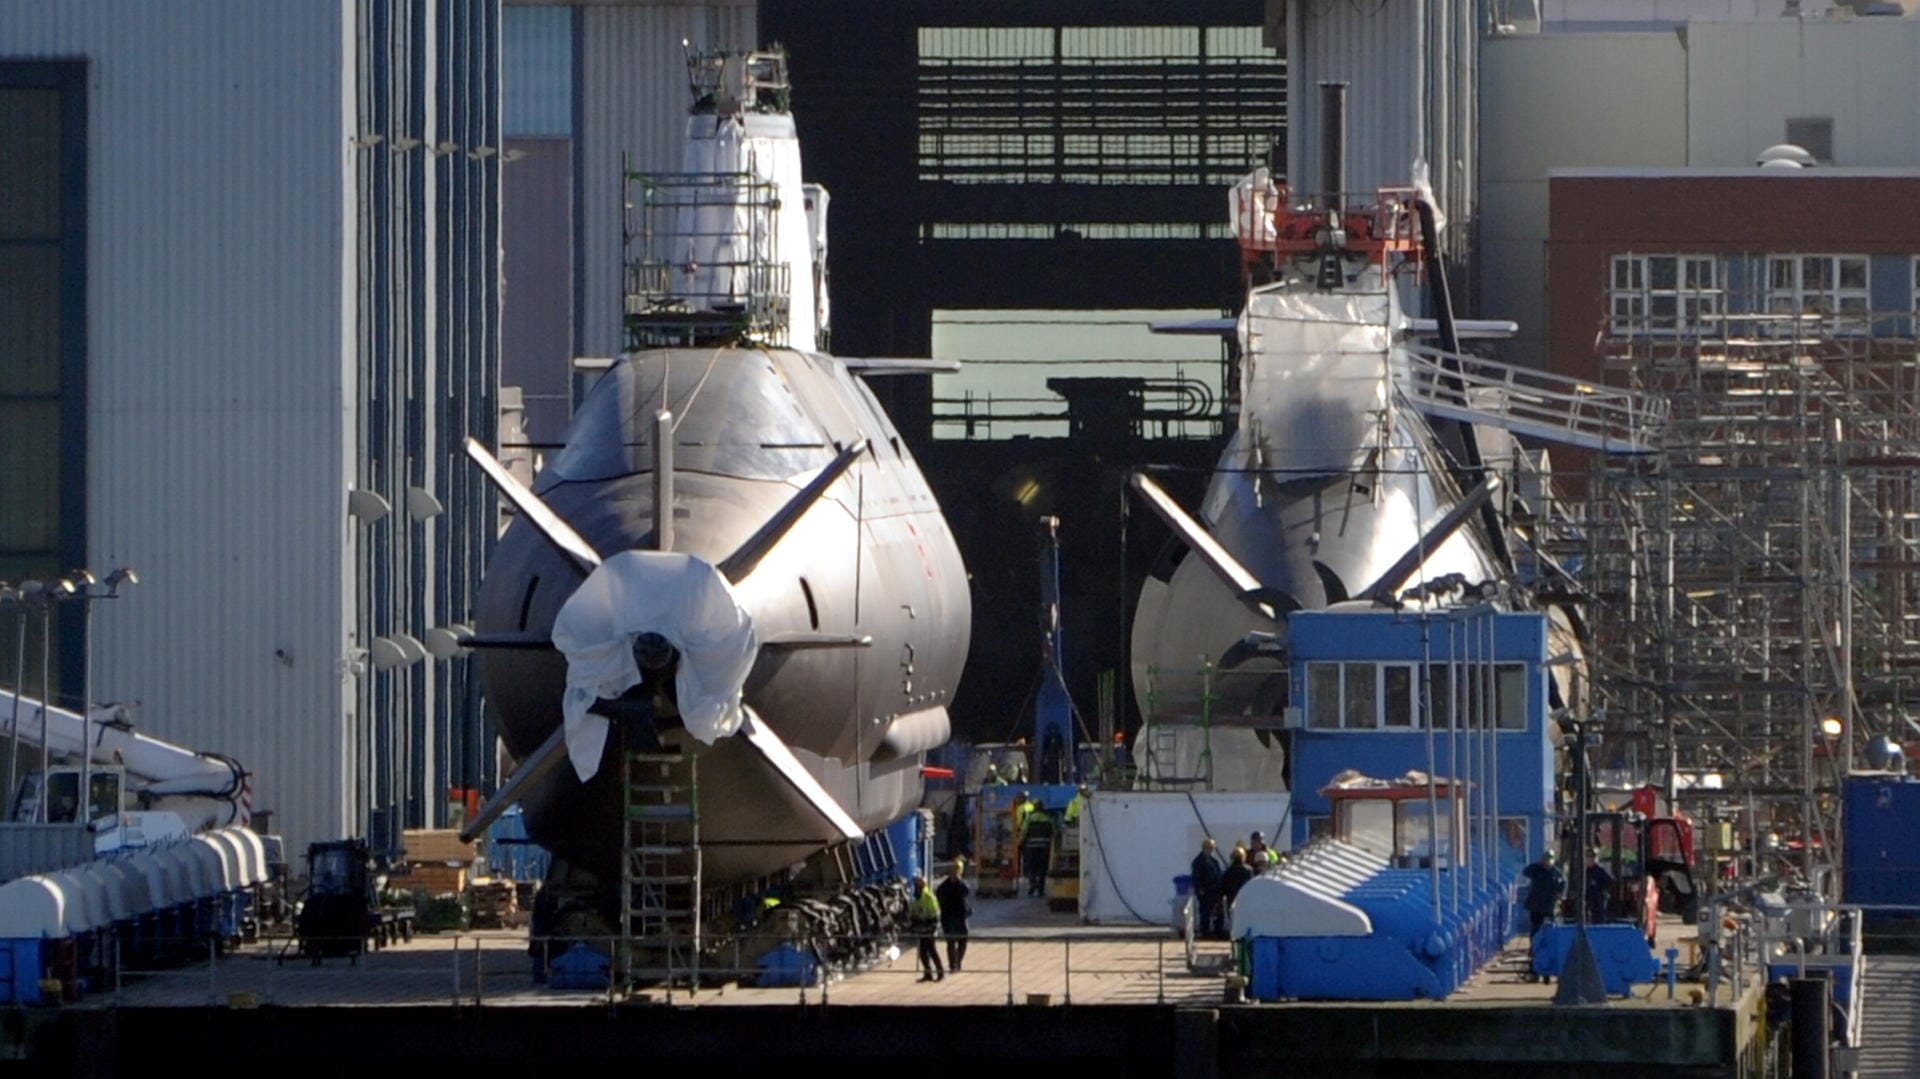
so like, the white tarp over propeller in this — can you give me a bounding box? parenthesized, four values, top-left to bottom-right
(549, 550, 759, 782)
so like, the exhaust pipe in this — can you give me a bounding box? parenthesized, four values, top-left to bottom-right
(1319, 81, 1348, 214)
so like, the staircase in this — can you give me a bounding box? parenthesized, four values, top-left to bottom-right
(621, 750, 702, 987)
(1859, 953, 1920, 1078)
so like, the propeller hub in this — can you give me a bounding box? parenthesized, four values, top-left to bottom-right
(633, 631, 678, 672)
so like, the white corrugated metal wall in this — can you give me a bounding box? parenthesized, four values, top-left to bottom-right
(352, 0, 500, 848)
(0, 0, 501, 860)
(575, 3, 756, 358)
(1686, 19, 1920, 167)
(0, 2, 357, 856)
(1478, 32, 1687, 369)
(1283, 0, 1476, 271)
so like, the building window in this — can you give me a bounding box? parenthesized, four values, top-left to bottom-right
(1784, 117, 1833, 164)
(1499, 816, 1531, 874)
(1343, 662, 1379, 729)
(1610, 254, 1722, 336)
(1434, 661, 1529, 730)
(0, 65, 86, 623)
(1496, 663, 1528, 730)
(1769, 255, 1869, 332)
(1911, 256, 1920, 336)
(1427, 663, 1452, 729)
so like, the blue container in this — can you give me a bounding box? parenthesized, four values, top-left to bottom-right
(1173, 874, 1194, 897)
(1531, 924, 1659, 996)
(755, 942, 818, 987)
(0, 940, 42, 1005)
(1843, 776, 1920, 915)
(547, 943, 611, 990)
(1246, 868, 1518, 1001)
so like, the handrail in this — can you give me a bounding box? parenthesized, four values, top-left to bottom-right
(1402, 344, 1668, 454)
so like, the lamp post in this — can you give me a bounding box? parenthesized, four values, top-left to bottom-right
(68, 570, 97, 824)
(79, 568, 137, 824)
(2, 582, 28, 820)
(37, 579, 76, 822)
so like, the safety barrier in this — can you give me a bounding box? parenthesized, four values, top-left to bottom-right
(87, 930, 1231, 1009)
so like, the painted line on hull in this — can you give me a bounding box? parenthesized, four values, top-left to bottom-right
(739, 709, 864, 840)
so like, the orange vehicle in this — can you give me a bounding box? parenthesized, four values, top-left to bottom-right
(1582, 808, 1698, 943)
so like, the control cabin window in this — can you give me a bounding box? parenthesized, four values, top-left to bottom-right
(1306, 660, 1527, 730)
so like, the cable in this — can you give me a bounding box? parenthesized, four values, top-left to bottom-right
(669, 343, 730, 429)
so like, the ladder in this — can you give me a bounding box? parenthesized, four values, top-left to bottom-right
(620, 749, 701, 987)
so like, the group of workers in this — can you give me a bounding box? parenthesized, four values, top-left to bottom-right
(999, 784, 1087, 896)
(1520, 848, 1617, 942)
(907, 859, 975, 982)
(1187, 830, 1280, 940)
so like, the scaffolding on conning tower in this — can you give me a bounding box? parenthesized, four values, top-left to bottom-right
(1576, 295, 1920, 890)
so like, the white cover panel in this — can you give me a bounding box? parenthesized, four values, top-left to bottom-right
(0, 878, 64, 939)
(1231, 874, 1374, 939)
(551, 551, 758, 781)
(1077, 791, 1292, 926)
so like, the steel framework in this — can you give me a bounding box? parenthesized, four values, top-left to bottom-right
(1578, 302, 1920, 891)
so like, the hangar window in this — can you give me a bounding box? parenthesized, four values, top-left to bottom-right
(0, 62, 86, 696)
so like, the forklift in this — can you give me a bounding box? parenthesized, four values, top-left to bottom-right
(289, 839, 416, 965)
(1581, 810, 1699, 943)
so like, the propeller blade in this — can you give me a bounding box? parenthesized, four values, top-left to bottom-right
(457, 725, 569, 844)
(1127, 472, 1295, 620)
(717, 439, 868, 583)
(463, 437, 603, 574)
(738, 708, 863, 840)
(1359, 475, 1503, 603)
(458, 631, 556, 651)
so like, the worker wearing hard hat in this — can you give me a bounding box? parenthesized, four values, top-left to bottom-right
(1063, 784, 1089, 825)
(1013, 790, 1037, 834)
(910, 874, 945, 982)
(1247, 830, 1272, 864)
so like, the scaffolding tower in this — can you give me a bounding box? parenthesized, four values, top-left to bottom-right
(1579, 301, 1920, 889)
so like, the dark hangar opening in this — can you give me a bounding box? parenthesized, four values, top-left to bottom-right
(760, 0, 1284, 745)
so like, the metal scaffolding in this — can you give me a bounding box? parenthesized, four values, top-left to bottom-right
(1578, 302, 1920, 889)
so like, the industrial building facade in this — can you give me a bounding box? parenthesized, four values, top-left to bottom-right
(1549, 168, 1920, 869)
(0, 1, 501, 857)
(1480, 8, 1920, 370)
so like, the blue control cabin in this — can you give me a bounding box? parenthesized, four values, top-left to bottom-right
(1284, 607, 1557, 872)
(1234, 606, 1560, 1001)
